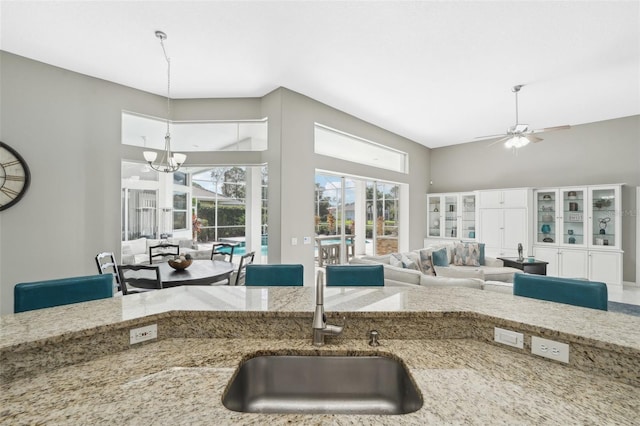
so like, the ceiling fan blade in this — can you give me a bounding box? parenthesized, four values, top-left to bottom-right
(531, 125, 571, 134)
(526, 134, 543, 143)
(487, 136, 511, 147)
(475, 133, 506, 141)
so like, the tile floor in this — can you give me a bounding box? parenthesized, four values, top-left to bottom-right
(608, 284, 640, 306)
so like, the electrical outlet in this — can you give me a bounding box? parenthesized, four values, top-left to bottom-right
(494, 327, 524, 349)
(291, 237, 298, 245)
(531, 336, 569, 363)
(130, 324, 157, 345)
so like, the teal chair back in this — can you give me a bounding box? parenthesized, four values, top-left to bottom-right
(326, 264, 384, 286)
(513, 274, 607, 311)
(14, 274, 113, 313)
(245, 264, 304, 286)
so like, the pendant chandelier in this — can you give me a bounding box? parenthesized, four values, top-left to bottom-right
(143, 30, 186, 173)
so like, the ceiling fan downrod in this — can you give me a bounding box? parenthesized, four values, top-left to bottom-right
(512, 84, 523, 128)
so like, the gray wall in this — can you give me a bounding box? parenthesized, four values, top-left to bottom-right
(0, 52, 431, 314)
(430, 115, 640, 282)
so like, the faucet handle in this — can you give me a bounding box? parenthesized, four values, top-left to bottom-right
(325, 315, 346, 334)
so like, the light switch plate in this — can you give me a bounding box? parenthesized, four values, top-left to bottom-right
(494, 327, 524, 349)
(303, 236, 312, 244)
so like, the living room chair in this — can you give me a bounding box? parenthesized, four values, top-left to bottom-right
(149, 243, 179, 264)
(234, 251, 255, 286)
(326, 264, 384, 287)
(95, 252, 122, 293)
(211, 242, 236, 263)
(117, 264, 163, 295)
(245, 264, 304, 286)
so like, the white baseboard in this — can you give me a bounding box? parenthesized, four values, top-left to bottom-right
(623, 280, 640, 288)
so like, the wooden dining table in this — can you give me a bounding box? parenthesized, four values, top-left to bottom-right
(157, 260, 234, 287)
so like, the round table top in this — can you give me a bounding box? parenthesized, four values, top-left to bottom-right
(157, 260, 234, 287)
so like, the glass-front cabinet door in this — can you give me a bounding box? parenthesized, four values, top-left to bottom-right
(444, 195, 458, 238)
(535, 190, 558, 244)
(589, 186, 619, 249)
(427, 192, 477, 241)
(461, 193, 476, 240)
(560, 188, 586, 246)
(428, 194, 442, 237)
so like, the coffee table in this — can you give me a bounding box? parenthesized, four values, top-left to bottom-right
(498, 257, 548, 275)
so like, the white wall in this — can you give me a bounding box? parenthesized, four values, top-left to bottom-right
(430, 116, 640, 282)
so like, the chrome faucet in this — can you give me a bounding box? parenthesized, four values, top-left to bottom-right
(312, 270, 344, 346)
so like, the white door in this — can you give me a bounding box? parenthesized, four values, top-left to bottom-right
(533, 247, 559, 276)
(589, 250, 622, 285)
(479, 209, 503, 256)
(558, 249, 588, 279)
(503, 208, 527, 256)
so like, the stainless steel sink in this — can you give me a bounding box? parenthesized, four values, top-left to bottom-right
(222, 355, 423, 415)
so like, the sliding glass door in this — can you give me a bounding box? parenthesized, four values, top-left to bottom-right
(316, 172, 400, 263)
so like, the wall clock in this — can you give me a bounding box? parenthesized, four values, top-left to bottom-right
(0, 141, 31, 211)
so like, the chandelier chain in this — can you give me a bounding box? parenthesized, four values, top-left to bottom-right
(159, 36, 171, 138)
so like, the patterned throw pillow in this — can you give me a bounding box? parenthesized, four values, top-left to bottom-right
(418, 249, 436, 276)
(454, 242, 480, 266)
(390, 253, 404, 268)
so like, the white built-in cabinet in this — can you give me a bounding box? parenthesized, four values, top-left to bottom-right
(477, 188, 531, 258)
(426, 192, 477, 241)
(532, 184, 623, 285)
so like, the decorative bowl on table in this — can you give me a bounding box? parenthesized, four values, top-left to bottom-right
(168, 254, 193, 270)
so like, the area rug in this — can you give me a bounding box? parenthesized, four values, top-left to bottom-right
(608, 301, 640, 317)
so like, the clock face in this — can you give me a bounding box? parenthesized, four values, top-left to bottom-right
(0, 142, 31, 211)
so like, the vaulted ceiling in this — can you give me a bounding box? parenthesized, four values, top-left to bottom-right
(1, 1, 638, 148)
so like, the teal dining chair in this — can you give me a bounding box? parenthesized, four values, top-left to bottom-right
(325, 264, 384, 287)
(244, 264, 304, 286)
(14, 274, 113, 313)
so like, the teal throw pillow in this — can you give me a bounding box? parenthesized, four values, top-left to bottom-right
(431, 247, 449, 267)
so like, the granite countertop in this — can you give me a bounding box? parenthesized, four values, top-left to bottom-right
(2, 286, 640, 350)
(1, 286, 639, 424)
(2, 337, 639, 424)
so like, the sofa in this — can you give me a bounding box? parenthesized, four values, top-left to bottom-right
(121, 237, 211, 265)
(349, 241, 521, 293)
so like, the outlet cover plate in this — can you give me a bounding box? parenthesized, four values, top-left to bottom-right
(494, 327, 524, 349)
(130, 324, 157, 345)
(531, 336, 569, 363)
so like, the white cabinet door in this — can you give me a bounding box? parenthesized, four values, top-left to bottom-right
(478, 190, 503, 209)
(558, 249, 588, 279)
(479, 209, 503, 256)
(589, 250, 622, 285)
(503, 189, 528, 208)
(533, 247, 559, 276)
(503, 208, 527, 253)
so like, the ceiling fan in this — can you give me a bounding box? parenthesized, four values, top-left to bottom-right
(478, 85, 571, 149)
